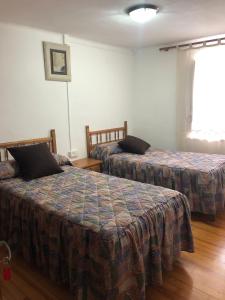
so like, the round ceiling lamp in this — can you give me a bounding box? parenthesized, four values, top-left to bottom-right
(127, 4, 159, 23)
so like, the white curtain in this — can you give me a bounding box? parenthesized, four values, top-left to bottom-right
(176, 46, 225, 154)
(176, 48, 196, 150)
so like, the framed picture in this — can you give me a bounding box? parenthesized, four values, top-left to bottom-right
(43, 42, 71, 82)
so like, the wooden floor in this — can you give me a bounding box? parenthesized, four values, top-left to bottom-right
(1, 213, 225, 300)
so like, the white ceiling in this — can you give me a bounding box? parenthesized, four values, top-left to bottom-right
(1, 0, 225, 48)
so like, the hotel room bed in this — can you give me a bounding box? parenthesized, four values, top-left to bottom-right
(0, 168, 194, 300)
(0, 130, 193, 300)
(87, 122, 225, 216)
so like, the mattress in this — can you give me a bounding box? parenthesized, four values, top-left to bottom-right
(0, 166, 193, 300)
(91, 143, 225, 215)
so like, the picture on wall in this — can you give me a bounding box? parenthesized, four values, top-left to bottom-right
(43, 42, 71, 81)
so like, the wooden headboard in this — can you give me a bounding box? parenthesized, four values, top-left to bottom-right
(0, 129, 57, 162)
(85, 121, 128, 157)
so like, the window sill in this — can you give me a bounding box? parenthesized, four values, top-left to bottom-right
(187, 131, 225, 142)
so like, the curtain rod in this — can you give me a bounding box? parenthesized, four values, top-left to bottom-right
(159, 37, 225, 51)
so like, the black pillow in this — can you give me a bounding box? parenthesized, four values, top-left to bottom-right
(8, 143, 63, 180)
(118, 135, 150, 155)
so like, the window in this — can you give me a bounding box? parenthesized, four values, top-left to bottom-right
(189, 46, 225, 142)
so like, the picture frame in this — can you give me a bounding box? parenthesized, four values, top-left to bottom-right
(43, 42, 71, 82)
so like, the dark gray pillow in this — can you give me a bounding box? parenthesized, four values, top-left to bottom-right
(8, 143, 63, 180)
(118, 135, 150, 155)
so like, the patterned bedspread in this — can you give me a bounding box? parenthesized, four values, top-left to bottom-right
(0, 166, 193, 300)
(91, 144, 225, 215)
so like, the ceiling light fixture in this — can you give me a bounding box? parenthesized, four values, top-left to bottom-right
(127, 4, 159, 23)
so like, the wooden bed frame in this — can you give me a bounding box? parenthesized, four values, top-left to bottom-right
(0, 129, 57, 162)
(85, 121, 128, 157)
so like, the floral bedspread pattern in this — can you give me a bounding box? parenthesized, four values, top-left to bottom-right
(91, 145, 225, 215)
(0, 166, 193, 300)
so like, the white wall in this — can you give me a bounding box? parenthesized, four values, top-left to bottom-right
(0, 23, 70, 155)
(0, 23, 179, 156)
(66, 37, 134, 157)
(133, 47, 177, 150)
(0, 23, 134, 157)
